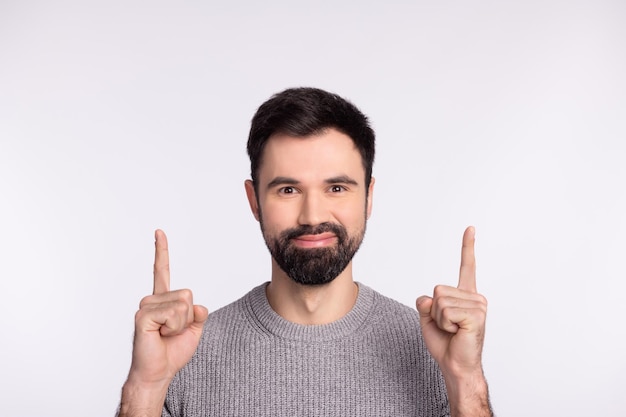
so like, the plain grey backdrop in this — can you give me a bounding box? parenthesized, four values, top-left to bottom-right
(1, 1, 625, 416)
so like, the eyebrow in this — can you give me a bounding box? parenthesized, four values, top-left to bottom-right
(266, 176, 300, 189)
(324, 175, 359, 186)
(265, 175, 359, 190)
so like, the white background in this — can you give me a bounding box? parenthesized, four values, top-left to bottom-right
(1, 1, 625, 416)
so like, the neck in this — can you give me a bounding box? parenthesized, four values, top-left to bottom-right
(266, 261, 358, 325)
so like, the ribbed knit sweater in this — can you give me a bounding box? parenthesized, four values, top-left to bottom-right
(163, 282, 450, 417)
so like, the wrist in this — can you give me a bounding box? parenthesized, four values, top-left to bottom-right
(443, 368, 493, 417)
(118, 378, 169, 417)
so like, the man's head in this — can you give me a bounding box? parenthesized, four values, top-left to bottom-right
(244, 87, 376, 286)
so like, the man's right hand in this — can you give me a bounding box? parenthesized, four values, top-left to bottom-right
(119, 229, 209, 417)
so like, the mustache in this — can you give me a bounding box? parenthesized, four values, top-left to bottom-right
(281, 223, 347, 241)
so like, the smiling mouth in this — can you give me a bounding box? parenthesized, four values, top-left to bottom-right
(291, 233, 337, 248)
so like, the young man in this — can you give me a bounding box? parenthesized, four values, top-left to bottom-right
(118, 88, 493, 416)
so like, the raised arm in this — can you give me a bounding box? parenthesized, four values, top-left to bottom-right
(118, 230, 209, 417)
(416, 226, 493, 417)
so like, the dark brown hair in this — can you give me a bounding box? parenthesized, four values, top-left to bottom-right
(247, 87, 375, 190)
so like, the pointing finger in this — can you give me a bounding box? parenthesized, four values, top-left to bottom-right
(458, 226, 477, 292)
(153, 229, 170, 295)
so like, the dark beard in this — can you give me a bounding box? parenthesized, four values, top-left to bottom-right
(262, 222, 365, 286)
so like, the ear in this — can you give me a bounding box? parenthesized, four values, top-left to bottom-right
(244, 179, 261, 222)
(366, 177, 375, 219)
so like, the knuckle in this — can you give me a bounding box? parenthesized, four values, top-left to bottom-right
(153, 262, 170, 273)
(439, 305, 451, 319)
(178, 288, 194, 303)
(134, 308, 148, 325)
(478, 294, 488, 307)
(434, 295, 449, 309)
(139, 294, 153, 308)
(472, 293, 488, 311)
(173, 300, 191, 317)
(433, 285, 446, 297)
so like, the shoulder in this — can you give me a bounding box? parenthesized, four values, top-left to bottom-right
(361, 283, 422, 328)
(356, 283, 431, 352)
(200, 291, 252, 337)
(195, 282, 270, 346)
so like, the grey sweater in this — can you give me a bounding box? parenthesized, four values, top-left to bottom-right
(163, 282, 450, 417)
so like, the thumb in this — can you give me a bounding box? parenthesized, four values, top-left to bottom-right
(416, 296, 433, 319)
(190, 305, 209, 331)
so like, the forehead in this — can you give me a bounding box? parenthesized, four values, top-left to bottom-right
(258, 128, 365, 184)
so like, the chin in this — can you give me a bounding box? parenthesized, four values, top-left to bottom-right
(289, 274, 339, 287)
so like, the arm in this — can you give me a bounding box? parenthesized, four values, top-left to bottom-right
(118, 230, 209, 417)
(416, 227, 493, 417)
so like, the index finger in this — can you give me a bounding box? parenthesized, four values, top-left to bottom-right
(458, 226, 477, 292)
(153, 229, 170, 294)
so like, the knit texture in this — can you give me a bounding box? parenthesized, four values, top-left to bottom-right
(163, 282, 450, 417)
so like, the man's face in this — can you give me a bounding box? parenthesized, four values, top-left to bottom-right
(245, 128, 374, 285)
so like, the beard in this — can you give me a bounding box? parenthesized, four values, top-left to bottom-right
(260, 220, 366, 286)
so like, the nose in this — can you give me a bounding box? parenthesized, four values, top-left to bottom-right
(297, 192, 330, 226)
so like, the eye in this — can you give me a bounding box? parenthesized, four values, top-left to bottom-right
(329, 185, 346, 193)
(279, 186, 296, 194)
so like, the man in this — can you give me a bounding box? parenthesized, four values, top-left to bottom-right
(118, 87, 493, 416)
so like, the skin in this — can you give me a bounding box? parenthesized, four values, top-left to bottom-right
(416, 226, 492, 416)
(119, 230, 209, 416)
(244, 130, 374, 324)
(119, 128, 492, 417)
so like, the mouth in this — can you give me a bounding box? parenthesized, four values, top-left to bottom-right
(291, 232, 338, 248)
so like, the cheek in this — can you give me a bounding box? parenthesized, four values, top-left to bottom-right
(259, 201, 295, 231)
(333, 202, 367, 228)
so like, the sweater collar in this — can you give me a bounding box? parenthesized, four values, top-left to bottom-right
(245, 281, 375, 342)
